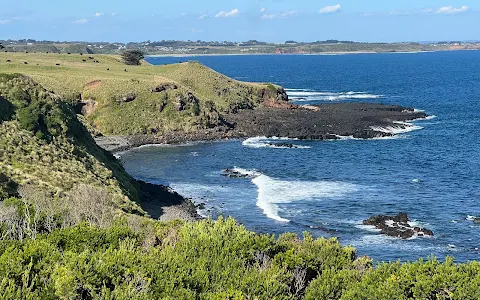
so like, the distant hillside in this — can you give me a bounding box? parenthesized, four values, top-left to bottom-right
(3, 39, 480, 55)
(3, 43, 93, 54)
(0, 53, 286, 136)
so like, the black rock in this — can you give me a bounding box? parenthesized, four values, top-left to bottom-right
(151, 83, 178, 93)
(116, 93, 137, 104)
(222, 168, 257, 179)
(268, 142, 296, 148)
(363, 213, 433, 239)
(187, 92, 199, 104)
(176, 96, 186, 111)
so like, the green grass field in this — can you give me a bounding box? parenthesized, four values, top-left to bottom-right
(0, 52, 277, 135)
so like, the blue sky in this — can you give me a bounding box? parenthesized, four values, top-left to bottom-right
(0, 0, 478, 42)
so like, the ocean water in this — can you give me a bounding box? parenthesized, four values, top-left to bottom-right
(122, 52, 480, 262)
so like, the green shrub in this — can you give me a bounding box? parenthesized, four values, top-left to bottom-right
(0, 96, 15, 123)
(0, 174, 18, 200)
(0, 218, 480, 299)
(121, 50, 144, 65)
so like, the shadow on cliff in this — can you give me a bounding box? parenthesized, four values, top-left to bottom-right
(137, 180, 197, 220)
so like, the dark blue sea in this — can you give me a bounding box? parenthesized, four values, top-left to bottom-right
(123, 52, 480, 262)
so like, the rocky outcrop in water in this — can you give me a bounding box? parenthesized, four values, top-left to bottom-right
(96, 103, 429, 152)
(363, 213, 433, 239)
(222, 169, 257, 179)
(227, 103, 427, 141)
(267, 142, 297, 148)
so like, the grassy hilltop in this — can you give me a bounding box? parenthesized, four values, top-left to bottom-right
(0, 52, 283, 136)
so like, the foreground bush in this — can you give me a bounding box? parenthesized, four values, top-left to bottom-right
(0, 217, 479, 299)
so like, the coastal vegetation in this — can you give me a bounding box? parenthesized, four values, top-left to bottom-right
(121, 49, 145, 65)
(1, 54, 480, 299)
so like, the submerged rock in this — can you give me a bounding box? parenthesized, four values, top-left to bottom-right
(222, 169, 258, 179)
(267, 142, 297, 148)
(363, 213, 433, 239)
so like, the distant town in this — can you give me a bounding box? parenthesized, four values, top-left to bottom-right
(1, 39, 479, 55)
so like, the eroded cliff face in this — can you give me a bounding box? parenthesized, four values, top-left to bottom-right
(258, 86, 297, 109)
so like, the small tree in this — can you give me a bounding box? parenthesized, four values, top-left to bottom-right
(121, 49, 144, 65)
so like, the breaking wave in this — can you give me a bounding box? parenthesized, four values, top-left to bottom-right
(242, 136, 312, 149)
(286, 89, 383, 102)
(230, 168, 359, 223)
(370, 121, 424, 135)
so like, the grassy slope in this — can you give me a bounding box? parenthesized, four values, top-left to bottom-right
(0, 74, 143, 214)
(0, 52, 279, 135)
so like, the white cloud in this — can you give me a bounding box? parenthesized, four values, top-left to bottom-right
(73, 18, 88, 24)
(215, 8, 240, 18)
(261, 10, 296, 19)
(111, 12, 118, 17)
(95, 12, 104, 17)
(319, 4, 341, 14)
(260, 8, 266, 13)
(436, 5, 469, 14)
(199, 13, 208, 20)
(0, 20, 11, 24)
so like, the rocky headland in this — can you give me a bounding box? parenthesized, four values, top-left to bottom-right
(96, 102, 427, 152)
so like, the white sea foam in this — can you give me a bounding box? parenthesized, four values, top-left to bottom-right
(333, 134, 406, 141)
(410, 115, 438, 122)
(242, 136, 312, 149)
(348, 235, 444, 252)
(285, 89, 383, 102)
(251, 174, 359, 223)
(231, 167, 262, 178)
(355, 224, 382, 233)
(113, 152, 125, 159)
(370, 121, 424, 135)
(136, 141, 197, 149)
